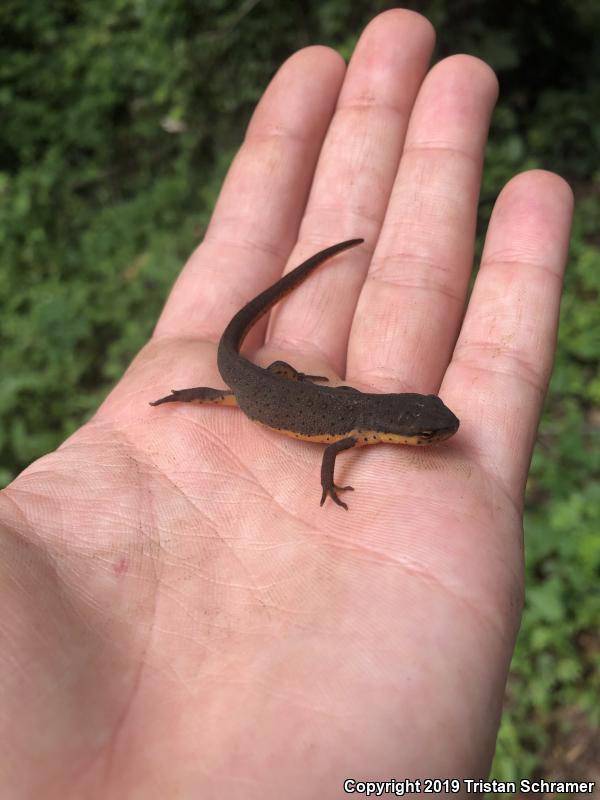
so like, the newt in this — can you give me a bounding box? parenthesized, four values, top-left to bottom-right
(150, 239, 459, 509)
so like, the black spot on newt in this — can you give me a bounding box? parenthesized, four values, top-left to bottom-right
(150, 239, 460, 509)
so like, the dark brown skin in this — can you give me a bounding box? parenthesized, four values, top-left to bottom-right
(150, 239, 460, 509)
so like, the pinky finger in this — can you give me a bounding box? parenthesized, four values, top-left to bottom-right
(442, 170, 573, 502)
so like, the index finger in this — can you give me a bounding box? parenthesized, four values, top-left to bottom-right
(153, 45, 346, 347)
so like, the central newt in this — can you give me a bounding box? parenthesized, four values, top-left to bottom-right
(150, 239, 459, 509)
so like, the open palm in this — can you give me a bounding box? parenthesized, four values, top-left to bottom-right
(0, 10, 572, 799)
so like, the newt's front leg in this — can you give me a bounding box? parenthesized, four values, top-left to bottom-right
(320, 436, 357, 510)
(149, 387, 237, 406)
(266, 360, 329, 383)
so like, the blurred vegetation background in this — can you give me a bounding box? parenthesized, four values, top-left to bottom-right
(1, 0, 599, 782)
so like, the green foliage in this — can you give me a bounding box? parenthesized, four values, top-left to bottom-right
(1, 0, 599, 779)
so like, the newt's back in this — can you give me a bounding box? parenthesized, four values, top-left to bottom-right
(222, 355, 364, 439)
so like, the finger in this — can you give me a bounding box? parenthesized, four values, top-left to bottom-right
(347, 55, 498, 391)
(154, 45, 346, 345)
(443, 170, 574, 499)
(266, 10, 436, 375)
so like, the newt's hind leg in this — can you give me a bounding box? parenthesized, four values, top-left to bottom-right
(320, 436, 357, 510)
(267, 360, 329, 383)
(150, 387, 237, 406)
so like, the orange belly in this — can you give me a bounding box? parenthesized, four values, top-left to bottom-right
(258, 424, 428, 446)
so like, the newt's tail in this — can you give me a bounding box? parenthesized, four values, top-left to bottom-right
(217, 239, 364, 378)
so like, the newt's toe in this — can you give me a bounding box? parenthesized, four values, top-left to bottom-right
(320, 484, 354, 510)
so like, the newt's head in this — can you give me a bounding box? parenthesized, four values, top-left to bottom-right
(359, 393, 460, 446)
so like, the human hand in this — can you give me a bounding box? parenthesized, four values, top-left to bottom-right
(0, 10, 573, 798)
